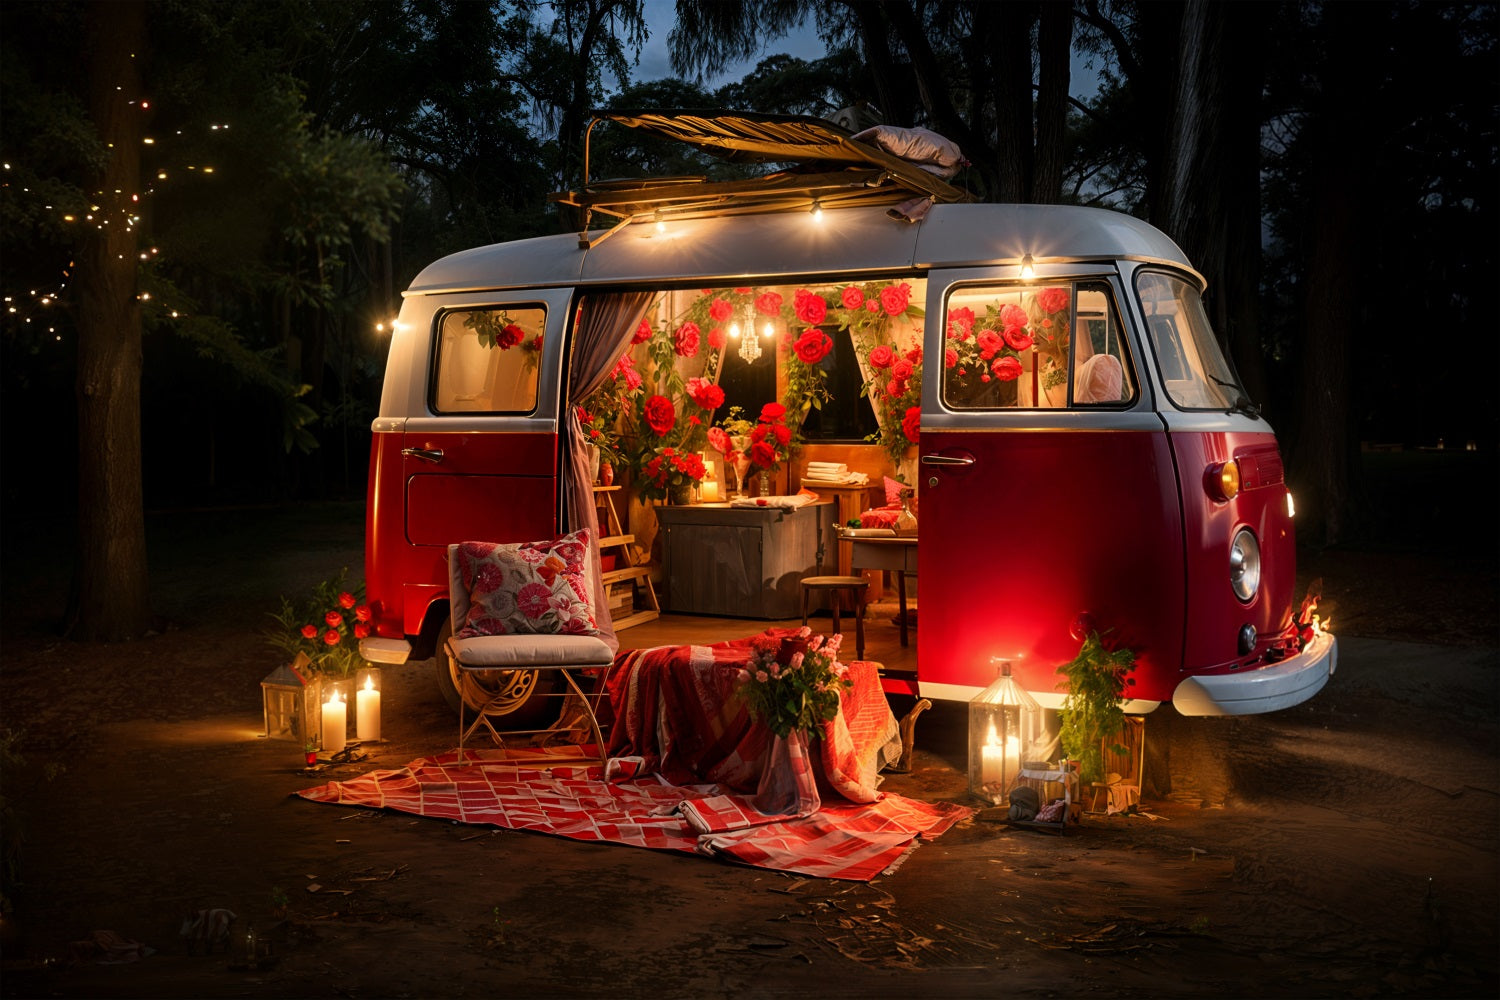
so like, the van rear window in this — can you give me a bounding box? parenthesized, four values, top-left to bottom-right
(941, 280, 1135, 409)
(432, 307, 544, 413)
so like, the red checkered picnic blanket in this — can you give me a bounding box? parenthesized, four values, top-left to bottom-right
(296, 748, 968, 881)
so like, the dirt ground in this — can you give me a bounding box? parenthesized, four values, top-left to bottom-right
(2, 454, 1497, 999)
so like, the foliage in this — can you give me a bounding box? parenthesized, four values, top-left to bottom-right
(265, 569, 370, 678)
(830, 280, 924, 471)
(1056, 630, 1136, 784)
(738, 628, 852, 739)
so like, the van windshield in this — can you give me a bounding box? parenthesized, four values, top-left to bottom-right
(1135, 272, 1238, 410)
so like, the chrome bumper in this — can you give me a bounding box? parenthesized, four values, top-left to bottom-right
(1172, 631, 1337, 716)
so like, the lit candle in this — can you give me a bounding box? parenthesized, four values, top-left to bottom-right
(981, 723, 1003, 785)
(322, 691, 347, 754)
(700, 479, 720, 502)
(1004, 734, 1021, 782)
(356, 676, 381, 741)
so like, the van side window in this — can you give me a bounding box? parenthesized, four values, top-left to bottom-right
(432, 307, 544, 413)
(1135, 272, 1237, 410)
(941, 280, 1134, 409)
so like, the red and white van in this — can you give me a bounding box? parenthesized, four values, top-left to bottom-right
(360, 113, 1335, 722)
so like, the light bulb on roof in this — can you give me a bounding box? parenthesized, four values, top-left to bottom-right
(1019, 254, 1036, 280)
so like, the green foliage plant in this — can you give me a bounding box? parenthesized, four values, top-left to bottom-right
(265, 569, 369, 678)
(1057, 630, 1137, 784)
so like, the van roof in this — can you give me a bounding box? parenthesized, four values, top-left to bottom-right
(407, 201, 1203, 296)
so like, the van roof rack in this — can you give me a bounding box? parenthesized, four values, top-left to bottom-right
(550, 109, 975, 248)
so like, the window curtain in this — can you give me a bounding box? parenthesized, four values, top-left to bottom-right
(562, 291, 654, 653)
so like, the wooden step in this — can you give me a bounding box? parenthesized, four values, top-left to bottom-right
(602, 565, 650, 586)
(612, 609, 660, 630)
(599, 533, 634, 549)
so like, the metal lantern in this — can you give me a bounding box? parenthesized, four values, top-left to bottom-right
(967, 659, 1044, 805)
(261, 653, 322, 746)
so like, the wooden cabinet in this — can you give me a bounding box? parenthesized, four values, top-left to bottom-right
(655, 502, 837, 618)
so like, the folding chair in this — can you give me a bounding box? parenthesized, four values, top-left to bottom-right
(444, 543, 615, 767)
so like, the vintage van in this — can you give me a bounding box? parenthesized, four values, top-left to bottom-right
(359, 112, 1336, 724)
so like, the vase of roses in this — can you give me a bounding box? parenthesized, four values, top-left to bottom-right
(746, 401, 793, 496)
(737, 628, 853, 816)
(265, 570, 371, 751)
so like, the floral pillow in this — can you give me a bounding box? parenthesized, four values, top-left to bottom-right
(455, 531, 598, 639)
(882, 476, 905, 507)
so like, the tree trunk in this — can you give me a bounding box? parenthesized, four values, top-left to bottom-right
(993, 1, 1036, 202)
(1032, 0, 1073, 204)
(69, 0, 152, 640)
(1290, 3, 1386, 545)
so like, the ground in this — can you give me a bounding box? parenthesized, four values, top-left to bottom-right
(1, 451, 1496, 998)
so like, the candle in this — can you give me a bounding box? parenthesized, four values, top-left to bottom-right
(356, 677, 381, 741)
(322, 691, 347, 754)
(981, 723, 1003, 785)
(1004, 734, 1021, 783)
(700, 479, 720, 502)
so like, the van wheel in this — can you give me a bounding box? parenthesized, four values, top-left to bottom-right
(432, 619, 561, 728)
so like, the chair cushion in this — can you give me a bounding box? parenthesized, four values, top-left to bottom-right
(453, 532, 599, 640)
(449, 632, 614, 668)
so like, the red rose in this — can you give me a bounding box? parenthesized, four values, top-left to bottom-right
(686, 377, 724, 410)
(992, 356, 1023, 381)
(355, 604, 371, 622)
(1003, 327, 1034, 351)
(977, 329, 1003, 360)
(891, 358, 914, 381)
(300, 624, 319, 640)
(772, 424, 791, 446)
(708, 326, 726, 350)
(905, 346, 922, 365)
(754, 292, 783, 317)
(1038, 286, 1069, 314)
(1000, 303, 1028, 328)
(632, 319, 653, 344)
(707, 426, 730, 453)
(945, 347, 959, 368)
(734, 287, 752, 294)
(792, 329, 833, 365)
(869, 344, 895, 369)
(528, 334, 543, 352)
(750, 424, 767, 443)
(879, 282, 912, 315)
(354, 623, 370, 639)
(644, 394, 675, 436)
(709, 297, 732, 321)
(674, 321, 701, 358)
(793, 289, 828, 326)
(759, 401, 786, 422)
(498, 323, 525, 349)
(325, 611, 343, 627)
(946, 306, 975, 338)
(322, 629, 340, 646)
(866, 300, 880, 312)
(841, 286, 864, 309)
(338, 592, 356, 609)
(902, 406, 921, 443)
(750, 440, 777, 468)
(886, 378, 904, 399)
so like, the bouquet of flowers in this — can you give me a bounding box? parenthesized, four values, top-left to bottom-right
(863, 339, 924, 468)
(747, 401, 793, 472)
(265, 570, 370, 677)
(737, 628, 852, 739)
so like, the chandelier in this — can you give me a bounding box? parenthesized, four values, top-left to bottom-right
(729, 307, 773, 364)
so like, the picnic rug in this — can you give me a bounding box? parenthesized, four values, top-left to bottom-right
(296, 634, 971, 881)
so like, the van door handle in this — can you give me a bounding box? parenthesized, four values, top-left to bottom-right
(920, 454, 974, 467)
(402, 447, 445, 464)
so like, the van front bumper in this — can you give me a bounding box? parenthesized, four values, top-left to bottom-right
(1171, 631, 1337, 716)
(359, 637, 412, 665)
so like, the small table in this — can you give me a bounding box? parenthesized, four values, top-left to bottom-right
(844, 533, 918, 646)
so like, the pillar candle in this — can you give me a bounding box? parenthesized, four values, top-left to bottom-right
(356, 678, 381, 741)
(700, 479, 721, 502)
(981, 723, 1003, 784)
(322, 692, 347, 754)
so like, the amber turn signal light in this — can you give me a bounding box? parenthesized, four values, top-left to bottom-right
(1205, 459, 1240, 502)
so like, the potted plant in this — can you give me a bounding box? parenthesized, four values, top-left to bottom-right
(265, 570, 370, 681)
(1056, 630, 1137, 785)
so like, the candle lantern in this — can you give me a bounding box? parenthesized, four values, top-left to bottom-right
(355, 667, 382, 742)
(321, 680, 349, 755)
(260, 653, 322, 747)
(967, 659, 1043, 805)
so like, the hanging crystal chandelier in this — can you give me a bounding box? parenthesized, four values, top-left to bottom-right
(730, 306, 771, 364)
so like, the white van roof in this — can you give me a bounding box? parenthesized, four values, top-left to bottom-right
(406, 202, 1202, 296)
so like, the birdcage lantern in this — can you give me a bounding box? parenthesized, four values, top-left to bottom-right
(260, 653, 322, 747)
(967, 659, 1044, 805)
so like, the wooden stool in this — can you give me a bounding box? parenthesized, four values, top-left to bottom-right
(800, 575, 868, 659)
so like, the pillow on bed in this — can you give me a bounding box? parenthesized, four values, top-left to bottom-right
(455, 531, 598, 639)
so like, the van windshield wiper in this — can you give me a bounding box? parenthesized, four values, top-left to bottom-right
(1209, 375, 1262, 420)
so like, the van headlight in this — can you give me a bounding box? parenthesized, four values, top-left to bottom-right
(1230, 528, 1261, 602)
